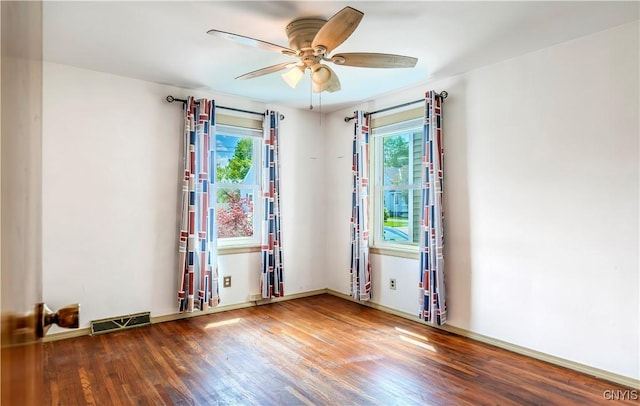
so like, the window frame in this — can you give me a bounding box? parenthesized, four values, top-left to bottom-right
(214, 123, 263, 249)
(371, 116, 423, 252)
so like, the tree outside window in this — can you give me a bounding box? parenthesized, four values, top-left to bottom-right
(215, 131, 260, 242)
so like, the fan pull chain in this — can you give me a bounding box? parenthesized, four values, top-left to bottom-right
(309, 76, 313, 110)
(319, 91, 322, 125)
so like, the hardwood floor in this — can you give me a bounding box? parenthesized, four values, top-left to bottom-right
(43, 294, 635, 405)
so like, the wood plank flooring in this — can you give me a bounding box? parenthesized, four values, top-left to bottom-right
(43, 294, 636, 405)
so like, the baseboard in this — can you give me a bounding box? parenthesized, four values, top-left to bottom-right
(326, 289, 639, 390)
(42, 289, 329, 343)
(42, 327, 92, 343)
(151, 289, 327, 323)
(328, 289, 424, 322)
(439, 324, 640, 390)
(252, 288, 328, 305)
(151, 301, 257, 324)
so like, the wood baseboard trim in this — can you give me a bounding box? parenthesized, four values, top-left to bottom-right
(325, 289, 639, 389)
(43, 327, 92, 343)
(150, 302, 257, 324)
(327, 289, 423, 321)
(252, 289, 328, 305)
(439, 324, 640, 390)
(152, 289, 328, 322)
(42, 289, 329, 343)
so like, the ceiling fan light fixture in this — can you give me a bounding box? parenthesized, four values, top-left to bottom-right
(281, 65, 305, 88)
(311, 63, 331, 85)
(311, 63, 340, 93)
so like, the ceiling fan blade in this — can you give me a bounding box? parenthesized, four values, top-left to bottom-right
(207, 29, 297, 55)
(235, 62, 296, 80)
(312, 7, 364, 54)
(331, 53, 418, 68)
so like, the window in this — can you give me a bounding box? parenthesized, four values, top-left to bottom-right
(372, 116, 423, 248)
(215, 124, 262, 247)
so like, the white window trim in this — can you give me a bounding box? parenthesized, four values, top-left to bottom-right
(215, 123, 263, 248)
(371, 117, 423, 251)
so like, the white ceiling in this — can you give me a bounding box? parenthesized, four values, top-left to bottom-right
(43, 1, 639, 112)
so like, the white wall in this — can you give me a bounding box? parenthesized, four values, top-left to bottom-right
(1, 0, 44, 324)
(326, 21, 639, 380)
(42, 63, 326, 331)
(43, 20, 638, 382)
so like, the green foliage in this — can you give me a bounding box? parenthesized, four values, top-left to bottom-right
(217, 138, 253, 183)
(383, 207, 390, 221)
(384, 217, 409, 227)
(383, 135, 409, 168)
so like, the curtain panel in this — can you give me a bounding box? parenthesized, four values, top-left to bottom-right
(418, 91, 446, 325)
(350, 111, 372, 301)
(261, 110, 285, 298)
(178, 97, 220, 312)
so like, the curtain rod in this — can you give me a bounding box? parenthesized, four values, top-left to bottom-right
(165, 95, 284, 120)
(343, 91, 448, 123)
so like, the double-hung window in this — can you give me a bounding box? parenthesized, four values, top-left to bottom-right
(215, 122, 262, 247)
(371, 109, 423, 249)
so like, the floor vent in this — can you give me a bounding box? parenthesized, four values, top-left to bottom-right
(90, 312, 151, 335)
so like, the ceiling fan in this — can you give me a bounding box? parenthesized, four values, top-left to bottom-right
(207, 6, 418, 93)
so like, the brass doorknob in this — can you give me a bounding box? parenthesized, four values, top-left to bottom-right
(36, 303, 79, 338)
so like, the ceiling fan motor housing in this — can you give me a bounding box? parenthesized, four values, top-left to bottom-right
(285, 18, 326, 52)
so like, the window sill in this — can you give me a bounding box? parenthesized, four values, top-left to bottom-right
(370, 246, 419, 260)
(218, 245, 261, 255)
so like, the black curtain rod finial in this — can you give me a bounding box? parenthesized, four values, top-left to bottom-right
(166, 95, 189, 104)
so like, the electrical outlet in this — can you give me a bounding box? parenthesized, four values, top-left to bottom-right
(223, 276, 231, 288)
(390, 278, 397, 290)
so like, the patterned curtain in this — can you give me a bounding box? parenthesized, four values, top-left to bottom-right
(178, 97, 219, 312)
(261, 110, 285, 298)
(350, 111, 371, 301)
(419, 91, 446, 325)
